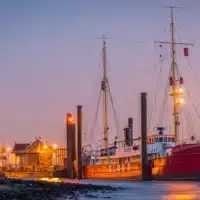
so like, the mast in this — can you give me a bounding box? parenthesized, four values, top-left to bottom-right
(102, 36, 109, 149)
(155, 7, 193, 144)
(170, 6, 179, 143)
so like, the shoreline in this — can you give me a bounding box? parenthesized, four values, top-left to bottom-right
(0, 178, 119, 199)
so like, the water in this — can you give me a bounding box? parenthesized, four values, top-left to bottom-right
(23, 178, 200, 199)
(76, 180, 200, 200)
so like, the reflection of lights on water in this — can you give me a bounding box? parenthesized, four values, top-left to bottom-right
(163, 194, 199, 200)
(162, 183, 200, 200)
(39, 177, 62, 183)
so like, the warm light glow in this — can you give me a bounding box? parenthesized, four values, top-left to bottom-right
(53, 144, 57, 149)
(43, 144, 47, 149)
(66, 113, 74, 124)
(6, 147, 11, 151)
(176, 98, 185, 105)
(39, 177, 61, 183)
(68, 116, 73, 123)
(175, 87, 184, 94)
(178, 87, 184, 93)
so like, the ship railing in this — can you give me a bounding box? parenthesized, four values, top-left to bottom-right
(176, 137, 200, 146)
(115, 137, 141, 149)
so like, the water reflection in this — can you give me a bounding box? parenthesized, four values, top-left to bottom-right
(162, 183, 200, 200)
(163, 194, 199, 200)
(24, 178, 200, 199)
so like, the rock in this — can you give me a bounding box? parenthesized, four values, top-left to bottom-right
(0, 178, 119, 199)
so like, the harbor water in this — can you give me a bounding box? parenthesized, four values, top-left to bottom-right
(78, 179, 200, 200)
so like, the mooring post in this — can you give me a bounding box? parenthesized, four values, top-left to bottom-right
(77, 105, 83, 179)
(66, 113, 76, 179)
(141, 92, 148, 180)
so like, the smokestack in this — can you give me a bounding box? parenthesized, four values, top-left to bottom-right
(128, 117, 133, 145)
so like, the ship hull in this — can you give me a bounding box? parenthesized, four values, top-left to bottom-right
(152, 144, 200, 180)
(83, 161, 143, 180)
(83, 144, 200, 180)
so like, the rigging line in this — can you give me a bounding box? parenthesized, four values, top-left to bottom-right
(175, 27, 200, 89)
(157, 53, 172, 127)
(174, 27, 200, 112)
(186, 56, 200, 88)
(176, 66, 200, 118)
(180, 109, 184, 142)
(148, 44, 166, 131)
(88, 87, 102, 141)
(184, 107, 195, 138)
(158, 71, 170, 126)
(107, 80, 120, 138)
(147, 44, 158, 128)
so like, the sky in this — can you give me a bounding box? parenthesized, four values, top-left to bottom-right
(0, 0, 200, 148)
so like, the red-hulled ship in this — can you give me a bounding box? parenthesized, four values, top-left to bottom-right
(83, 7, 200, 180)
(151, 6, 200, 179)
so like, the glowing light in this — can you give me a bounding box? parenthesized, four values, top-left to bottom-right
(175, 87, 184, 94)
(39, 177, 61, 183)
(43, 144, 47, 149)
(6, 147, 11, 151)
(176, 98, 185, 105)
(66, 113, 74, 124)
(68, 117, 73, 123)
(179, 98, 185, 104)
(178, 87, 184, 93)
(53, 144, 57, 149)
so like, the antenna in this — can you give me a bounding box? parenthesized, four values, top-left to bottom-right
(154, 6, 194, 144)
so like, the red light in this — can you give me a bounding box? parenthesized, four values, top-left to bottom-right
(184, 47, 189, 57)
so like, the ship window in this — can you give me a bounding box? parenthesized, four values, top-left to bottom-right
(155, 137, 158, 142)
(168, 137, 172, 142)
(159, 137, 163, 142)
(164, 137, 167, 142)
(172, 137, 175, 142)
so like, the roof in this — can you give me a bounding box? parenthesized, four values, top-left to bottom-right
(12, 143, 30, 153)
(26, 139, 44, 152)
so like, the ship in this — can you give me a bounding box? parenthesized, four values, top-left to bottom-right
(83, 7, 199, 180)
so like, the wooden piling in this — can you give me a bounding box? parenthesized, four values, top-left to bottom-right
(77, 105, 83, 179)
(141, 93, 149, 180)
(66, 113, 76, 179)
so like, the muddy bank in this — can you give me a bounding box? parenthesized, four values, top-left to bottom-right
(0, 178, 119, 200)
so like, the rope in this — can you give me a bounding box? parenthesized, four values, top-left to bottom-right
(88, 87, 102, 142)
(148, 43, 166, 131)
(107, 80, 120, 138)
(158, 77, 170, 126)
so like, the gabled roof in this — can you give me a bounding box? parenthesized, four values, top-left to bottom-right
(26, 139, 44, 153)
(12, 143, 30, 153)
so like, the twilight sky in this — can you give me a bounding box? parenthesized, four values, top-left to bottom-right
(0, 0, 200, 148)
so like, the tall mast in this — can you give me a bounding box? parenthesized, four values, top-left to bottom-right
(102, 36, 109, 149)
(155, 7, 193, 144)
(170, 7, 179, 143)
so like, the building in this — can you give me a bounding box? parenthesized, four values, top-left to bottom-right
(10, 138, 53, 172)
(52, 148, 67, 168)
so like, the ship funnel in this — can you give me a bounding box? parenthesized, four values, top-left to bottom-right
(157, 127, 165, 135)
(128, 118, 133, 145)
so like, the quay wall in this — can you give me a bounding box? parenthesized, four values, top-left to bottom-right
(5, 171, 53, 179)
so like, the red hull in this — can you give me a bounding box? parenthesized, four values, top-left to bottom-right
(152, 144, 200, 178)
